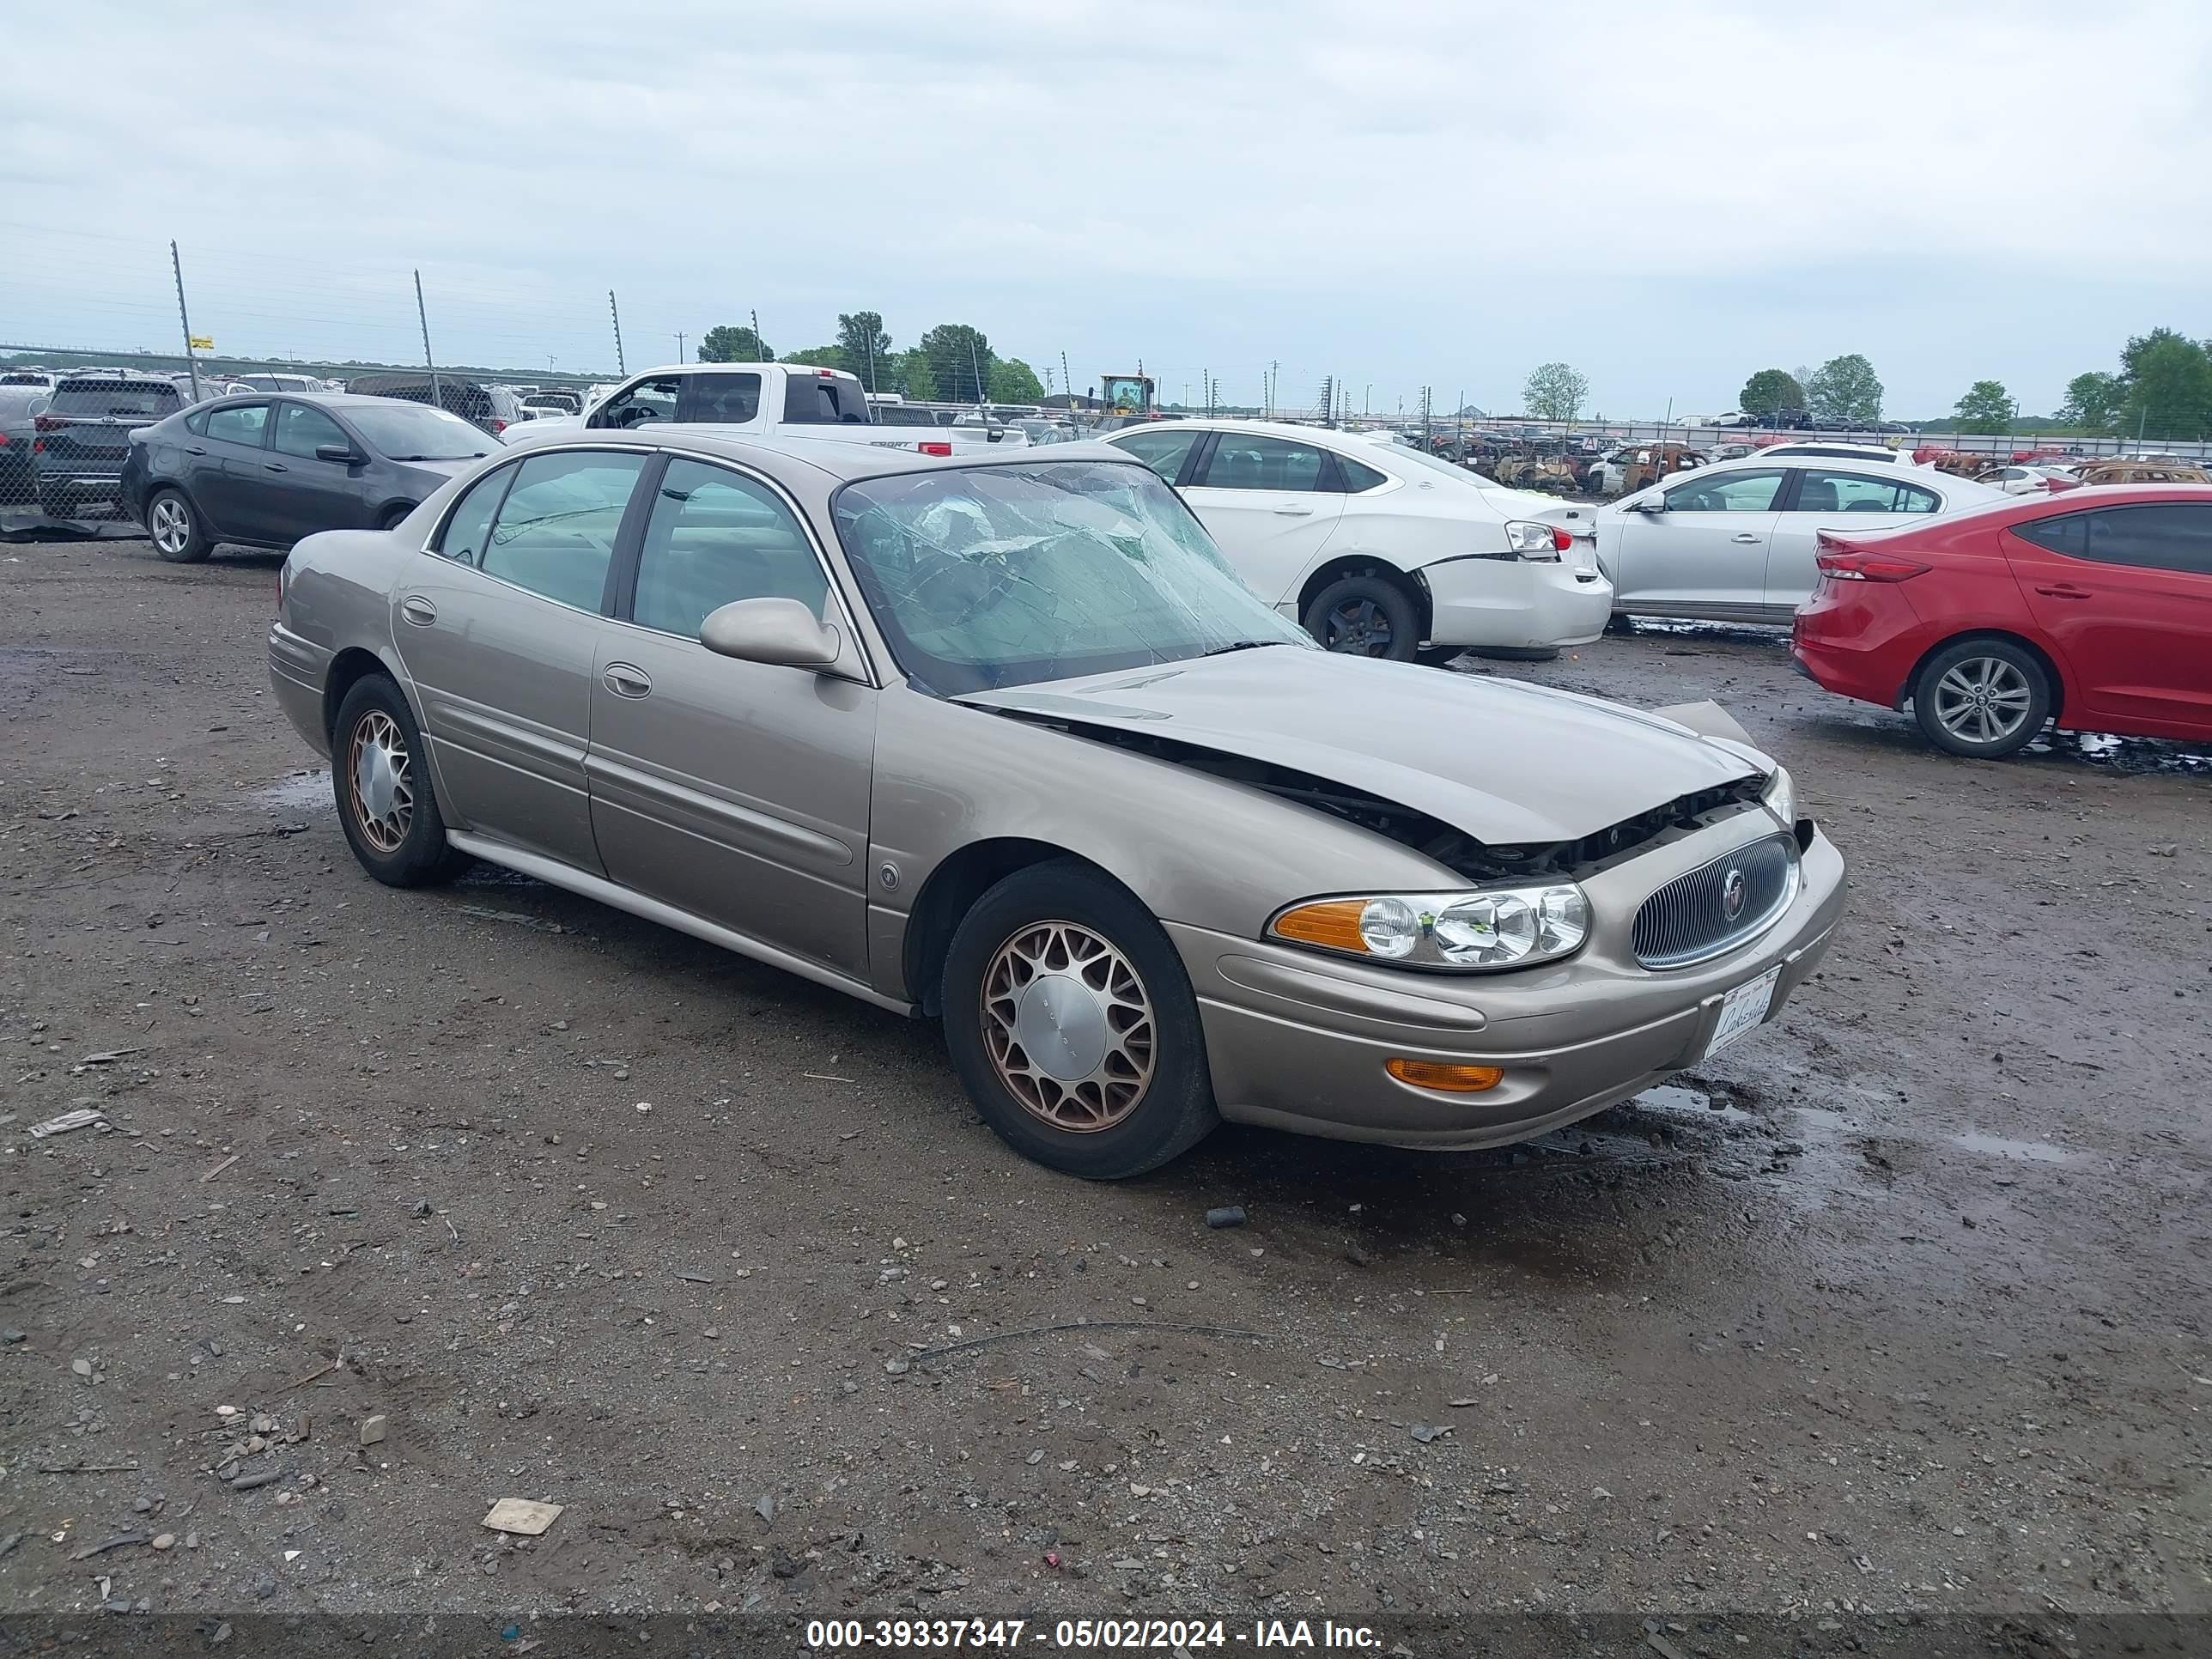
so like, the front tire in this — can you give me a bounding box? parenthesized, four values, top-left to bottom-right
(378, 502, 416, 532)
(1303, 573, 1419, 661)
(147, 489, 210, 562)
(331, 675, 465, 886)
(1911, 638, 2051, 759)
(941, 860, 1218, 1179)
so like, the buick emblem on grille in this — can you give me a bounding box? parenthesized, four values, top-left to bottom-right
(1721, 866, 1748, 921)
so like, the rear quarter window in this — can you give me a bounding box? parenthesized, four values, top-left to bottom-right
(781, 375, 870, 424)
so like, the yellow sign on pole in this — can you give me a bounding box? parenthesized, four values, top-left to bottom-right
(188, 335, 213, 351)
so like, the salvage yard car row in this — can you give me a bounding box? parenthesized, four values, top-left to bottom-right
(18, 381, 2206, 1188)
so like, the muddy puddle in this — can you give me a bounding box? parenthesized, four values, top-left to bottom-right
(246, 770, 332, 811)
(1952, 1127, 2074, 1163)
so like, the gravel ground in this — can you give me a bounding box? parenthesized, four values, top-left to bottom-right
(3, 535, 2209, 1649)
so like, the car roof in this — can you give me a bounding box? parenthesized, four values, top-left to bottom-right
(477, 428, 1146, 488)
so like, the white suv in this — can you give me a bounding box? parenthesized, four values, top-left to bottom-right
(1103, 420, 1610, 662)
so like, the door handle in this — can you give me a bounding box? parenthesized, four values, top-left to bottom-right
(184, 446, 206, 456)
(602, 662, 653, 699)
(264, 463, 288, 473)
(399, 595, 438, 626)
(1273, 504, 1315, 516)
(1730, 532, 1763, 544)
(2033, 584, 2091, 600)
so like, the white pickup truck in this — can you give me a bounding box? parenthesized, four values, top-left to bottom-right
(507, 362, 990, 456)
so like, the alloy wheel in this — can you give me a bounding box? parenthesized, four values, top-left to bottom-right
(980, 921, 1155, 1132)
(347, 708, 415, 854)
(1931, 655, 2033, 746)
(150, 496, 191, 556)
(1325, 597, 1394, 655)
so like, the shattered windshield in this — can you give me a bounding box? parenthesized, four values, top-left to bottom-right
(830, 459, 1312, 695)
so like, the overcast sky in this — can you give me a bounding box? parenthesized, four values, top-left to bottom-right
(5, 1, 2209, 416)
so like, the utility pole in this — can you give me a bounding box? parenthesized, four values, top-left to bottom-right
(1060, 350, 1073, 410)
(169, 240, 203, 402)
(969, 337, 985, 407)
(608, 289, 626, 374)
(1267, 359, 1279, 421)
(675, 331, 687, 364)
(412, 269, 441, 411)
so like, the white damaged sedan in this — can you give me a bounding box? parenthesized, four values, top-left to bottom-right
(1104, 419, 1610, 662)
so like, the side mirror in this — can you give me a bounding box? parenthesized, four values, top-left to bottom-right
(314, 443, 362, 465)
(1630, 495, 1667, 514)
(700, 598, 841, 669)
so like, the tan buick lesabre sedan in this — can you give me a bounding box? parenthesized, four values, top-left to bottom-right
(269, 433, 1845, 1179)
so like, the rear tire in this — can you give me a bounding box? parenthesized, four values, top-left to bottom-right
(147, 489, 210, 563)
(1303, 573, 1420, 661)
(1911, 638, 2051, 759)
(941, 860, 1218, 1179)
(331, 675, 466, 886)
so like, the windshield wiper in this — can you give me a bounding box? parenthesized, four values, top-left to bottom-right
(1197, 640, 1289, 659)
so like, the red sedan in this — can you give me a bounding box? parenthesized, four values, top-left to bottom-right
(1792, 485, 2212, 758)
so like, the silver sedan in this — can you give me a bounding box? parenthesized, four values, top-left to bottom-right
(270, 433, 1846, 1178)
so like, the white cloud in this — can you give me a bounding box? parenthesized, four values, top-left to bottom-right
(3, 0, 2207, 413)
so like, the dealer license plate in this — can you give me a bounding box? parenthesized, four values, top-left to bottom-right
(1702, 965, 1782, 1060)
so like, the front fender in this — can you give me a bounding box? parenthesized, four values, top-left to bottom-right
(863, 689, 1451, 1004)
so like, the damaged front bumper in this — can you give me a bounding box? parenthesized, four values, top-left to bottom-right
(1170, 811, 1846, 1150)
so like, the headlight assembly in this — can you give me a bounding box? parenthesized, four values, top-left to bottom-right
(1761, 765, 1796, 828)
(1270, 883, 1590, 971)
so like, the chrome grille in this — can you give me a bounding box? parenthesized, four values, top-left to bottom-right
(1632, 833, 1797, 969)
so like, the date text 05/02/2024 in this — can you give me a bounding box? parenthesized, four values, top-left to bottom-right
(804, 1618, 1382, 1650)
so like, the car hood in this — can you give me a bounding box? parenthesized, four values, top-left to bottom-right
(955, 647, 1765, 846)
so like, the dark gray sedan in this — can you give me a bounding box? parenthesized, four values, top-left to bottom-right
(119, 392, 499, 562)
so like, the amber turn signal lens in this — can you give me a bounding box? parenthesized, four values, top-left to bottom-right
(1271, 899, 1371, 953)
(1385, 1058, 1504, 1093)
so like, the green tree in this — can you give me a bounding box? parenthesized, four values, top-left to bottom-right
(1952, 380, 2014, 435)
(836, 312, 893, 392)
(697, 324, 773, 363)
(782, 345, 848, 371)
(2118, 327, 2212, 441)
(1739, 368, 1806, 416)
(988, 357, 1044, 404)
(1521, 362, 1589, 422)
(2057, 370, 2124, 431)
(897, 348, 939, 402)
(1804, 354, 1883, 424)
(919, 323, 994, 403)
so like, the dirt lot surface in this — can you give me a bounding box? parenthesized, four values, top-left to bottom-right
(3, 535, 2209, 1649)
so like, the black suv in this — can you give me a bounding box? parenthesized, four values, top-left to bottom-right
(342, 373, 524, 437)
(33, 373, 185, 520)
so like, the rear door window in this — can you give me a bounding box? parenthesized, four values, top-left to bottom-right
(1192, 433, 1333, 491)
(204, 404, 272, 447)
(781, 374, 870, 424)
(477, 451, 647, 611)
(2014, 504, 2212, 576)
(1791, 469, 1941, 514)
(683, 374, 762, 423)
